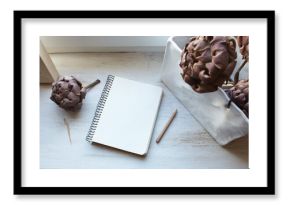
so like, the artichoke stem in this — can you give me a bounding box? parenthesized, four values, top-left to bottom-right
(226, 99, 232, 109)
(84, 79, 101, 92)
(234, 59, 248, 85)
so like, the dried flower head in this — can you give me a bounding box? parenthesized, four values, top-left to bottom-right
(180, 36, 237, 93)
(50, 76, 100, 111)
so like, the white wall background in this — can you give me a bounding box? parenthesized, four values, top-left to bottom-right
(0, 0, 287, 205)
(41, 36, 169, 53)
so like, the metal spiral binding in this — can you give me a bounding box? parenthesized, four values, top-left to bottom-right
(86, 75, 115, 142)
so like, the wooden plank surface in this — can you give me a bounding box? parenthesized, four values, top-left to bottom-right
(40, 52, 248, 169)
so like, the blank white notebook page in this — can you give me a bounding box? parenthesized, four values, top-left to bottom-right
(91, 76, 163, 155)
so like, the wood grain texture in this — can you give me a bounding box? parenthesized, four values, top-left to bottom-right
(40, 52, 248, 169)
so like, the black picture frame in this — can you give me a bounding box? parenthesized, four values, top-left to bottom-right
(14, 10, 275, 195)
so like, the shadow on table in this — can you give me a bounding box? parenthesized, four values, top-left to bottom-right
(223, 135, 249, 167)
(91, 142, 147, 160)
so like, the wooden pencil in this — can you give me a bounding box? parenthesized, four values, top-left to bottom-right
(156, 109, 177, 143)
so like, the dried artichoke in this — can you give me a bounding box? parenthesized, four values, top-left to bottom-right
(50, 76, 100, 111)
(180, 36, 237, 93)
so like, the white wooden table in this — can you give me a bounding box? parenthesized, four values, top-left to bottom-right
(40, 52, 248, 169)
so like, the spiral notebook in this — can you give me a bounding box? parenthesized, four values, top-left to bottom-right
(86, 75, 163, 155)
